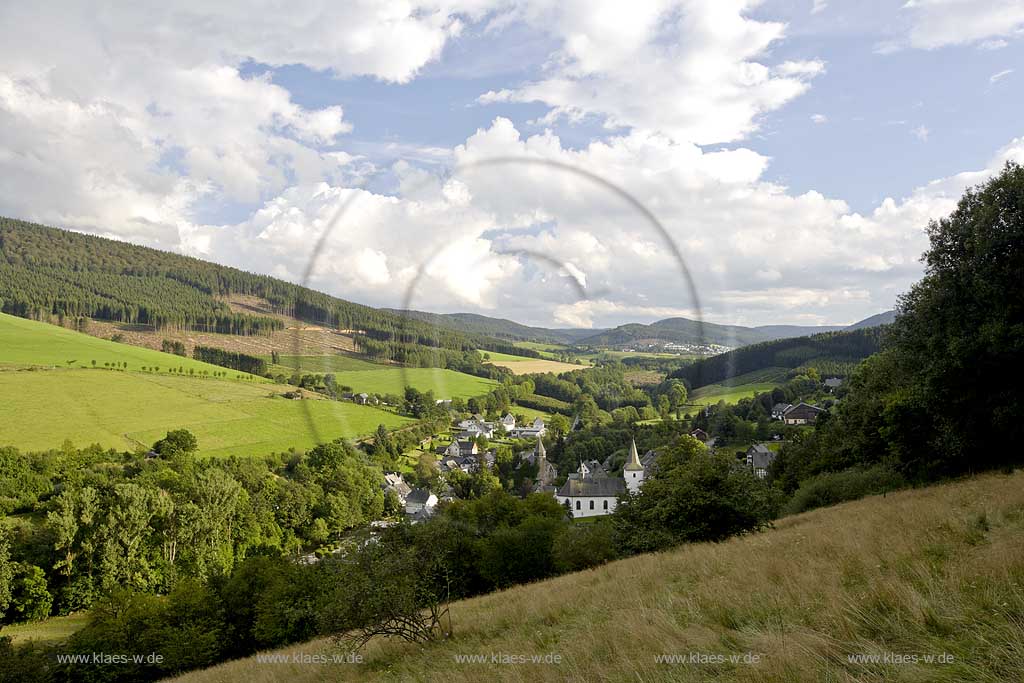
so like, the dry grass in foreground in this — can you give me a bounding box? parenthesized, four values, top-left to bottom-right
(173, 470, 1024, 683)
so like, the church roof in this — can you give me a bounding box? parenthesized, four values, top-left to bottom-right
(623, 438, 644, 471)
(557, 476, 625, 498)
(535, 437, 546, 458)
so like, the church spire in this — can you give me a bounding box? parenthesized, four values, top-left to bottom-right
(624, 438, 643, 471)
(535, 437, 546, 459)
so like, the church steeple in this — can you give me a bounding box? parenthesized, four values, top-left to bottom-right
(624, 438, 645, 494)
(624, 438, 643, 471)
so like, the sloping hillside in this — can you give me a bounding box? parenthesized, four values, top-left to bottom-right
(0, 217, 530, 363)
(174, 470, 1024, 682)
(674, 326, 888, 389)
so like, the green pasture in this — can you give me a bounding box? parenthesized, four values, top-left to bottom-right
(0, 312, 264, 379)
(0, 369, 410, 457)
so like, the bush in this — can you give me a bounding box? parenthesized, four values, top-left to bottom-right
(553, 521, 619, 573)
(783, 464, 907, 515)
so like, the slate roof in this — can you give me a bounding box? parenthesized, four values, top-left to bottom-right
(557, 477, 625, 498)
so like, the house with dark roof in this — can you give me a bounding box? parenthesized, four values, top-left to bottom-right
(689, 428, 709, 442)
(771, 403, 793, 420)
(783, 402, 825, 425)
(382, 472, 412, 503)
(745, 444, 775, 479)
(824, 377, 844, 392)
(404, 488, 438, 517)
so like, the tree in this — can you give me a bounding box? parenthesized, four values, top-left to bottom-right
(657, 394, 671, 420)
(548, 413, 571, 437)
(153, 429, 199, 460)
(669, 381, 688, 421)
(613, 437, 779, 554)
(7, 564, 52, 623)
(0, 526, 12, 621)
(319, 540, 452, 650)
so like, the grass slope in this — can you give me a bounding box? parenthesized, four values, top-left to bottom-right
(1, 613, 89, 646)
(0, 370, 411, 457)
(0, 312, 263, 377)
(688, 367, 788, 407)
(272, 355, 500, 399)
(175, 471, 1024, 683)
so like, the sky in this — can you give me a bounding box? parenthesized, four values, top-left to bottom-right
(0, 1, 1022, 329)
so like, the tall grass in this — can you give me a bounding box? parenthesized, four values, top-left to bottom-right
(172, 470, 1024, 682)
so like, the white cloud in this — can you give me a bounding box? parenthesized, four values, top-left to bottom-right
(811, 0, 828, 14)
(478, 1, 825, 145)
(0, 1, 492, 243)
(811, 113, 828, 124)
(912, 124, 930, 141)
(899, 0, 1024, 50)
(990, 68, 1015, 83)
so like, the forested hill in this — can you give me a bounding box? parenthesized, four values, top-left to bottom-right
(671, 325, 888, 388)
(383, 309, 604, 344)
(0, 218, 538, 365)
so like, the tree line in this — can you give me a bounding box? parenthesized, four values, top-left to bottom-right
(192, 345, 268, 375)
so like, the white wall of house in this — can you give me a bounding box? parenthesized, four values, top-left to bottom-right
(558, 495, 617, 518)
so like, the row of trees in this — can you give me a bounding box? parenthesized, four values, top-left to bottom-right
(192, 345, 267, 375)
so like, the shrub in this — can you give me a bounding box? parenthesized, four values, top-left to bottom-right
(783, 464, 907, 515)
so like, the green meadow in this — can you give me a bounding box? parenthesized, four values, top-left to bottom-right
(271, 354, 500, 399)
(0, 369, 411, 457)
(0, 312, 263, 378)
(689, 367, 789, 407)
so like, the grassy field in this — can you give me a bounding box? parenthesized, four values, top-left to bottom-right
(0, 312, 263, 378)
(174, 470, 1024, 683)
(272, 355, 498, 399)
(483, 354, 584, 376)
(331, 368, 498, 399)
(1, 613, 90, 646)
(689, 367, 789, 407)
(0, 369, 411, 457)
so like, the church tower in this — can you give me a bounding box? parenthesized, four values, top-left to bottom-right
(624, 438, 645, 494)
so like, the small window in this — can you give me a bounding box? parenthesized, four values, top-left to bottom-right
(589, 500, 594, 510)
(603, 500, 609, 510)
(575, 500, 581, 510)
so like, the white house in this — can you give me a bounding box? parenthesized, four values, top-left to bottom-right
(512, 417, 546, 439)
(499, 413, 516, 432)
(404, 488, 438, 517)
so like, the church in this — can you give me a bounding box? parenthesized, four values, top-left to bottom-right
(554, 439, 647, 518)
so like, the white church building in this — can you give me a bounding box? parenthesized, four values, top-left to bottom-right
(555, 439, 647, 518)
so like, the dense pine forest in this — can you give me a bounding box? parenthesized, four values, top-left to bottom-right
(0, 218, 537, 370)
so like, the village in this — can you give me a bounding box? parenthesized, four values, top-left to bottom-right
(379, 392, 834, 521)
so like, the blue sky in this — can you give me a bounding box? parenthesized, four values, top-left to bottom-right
(1, 1, 1022, 328)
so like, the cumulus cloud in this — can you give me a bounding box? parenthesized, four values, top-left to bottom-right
(478, 0, 826, 145)
(184, 120, 1024, 327)
(0, 1, 489, 243)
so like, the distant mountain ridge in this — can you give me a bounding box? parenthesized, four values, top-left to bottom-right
(389, 308, 897, 349)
